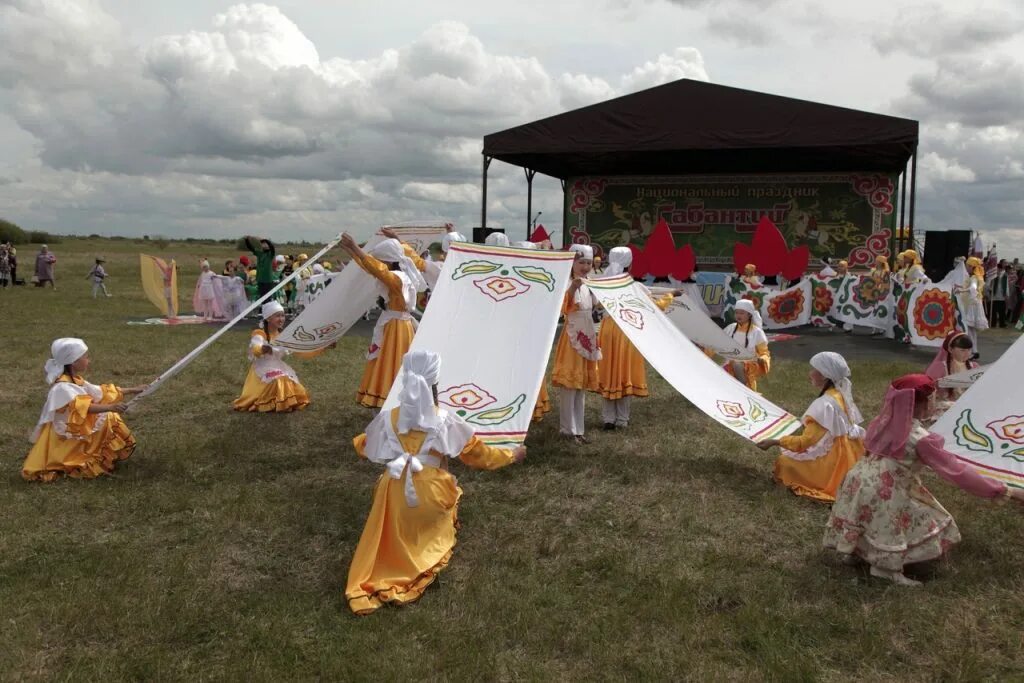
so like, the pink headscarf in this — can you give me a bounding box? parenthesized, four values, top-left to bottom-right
(864, 374, 935, 458)
(925, 331, 974, 381)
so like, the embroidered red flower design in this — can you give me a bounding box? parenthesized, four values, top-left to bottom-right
(575, 330, 594, 353)
(857, 505, 873, 523)
(880, 471, 895, 488)
(878, 486, 893, 501)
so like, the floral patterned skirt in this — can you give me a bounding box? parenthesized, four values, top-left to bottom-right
(823, 454, 961, 572)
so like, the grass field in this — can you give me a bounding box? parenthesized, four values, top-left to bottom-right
(2, 238, 1024, 681)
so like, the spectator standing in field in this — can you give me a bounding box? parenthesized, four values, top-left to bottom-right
(6, 241, 17, 284)
(86, 257, 112, 298)
(0, 244, 10, 288)
(988, 260, 1010, 328)
(35, 244, 57, 288)
(244, 235, 276, 298)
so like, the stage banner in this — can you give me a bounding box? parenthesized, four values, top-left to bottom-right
(563, 173, 897, 267)
(835, 274, 896, 333)
(892, 281, 964, 347)
(932, 335, 1024, 489)
(275, 227, 447, 352)
(723, 278, 814, 330)
(587, 274, 801, 442)
(383, 243, 576, 446)
(658, 288, 754, 360)
(139, 254, 179, 318)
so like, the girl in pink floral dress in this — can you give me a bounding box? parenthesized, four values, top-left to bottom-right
(824, 374, 1024, 586)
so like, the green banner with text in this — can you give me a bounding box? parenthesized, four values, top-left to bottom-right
(564, 173, 898, 268)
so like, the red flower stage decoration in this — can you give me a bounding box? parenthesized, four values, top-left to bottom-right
(912, 288, 957, 341)
(767, 287, 806, 325)
(628, 218, 695, 281)
(530, 224, 551, 244)
(733, 216, 809, 278)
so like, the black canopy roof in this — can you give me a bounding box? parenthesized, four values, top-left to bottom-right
(483, 79, 919, 178)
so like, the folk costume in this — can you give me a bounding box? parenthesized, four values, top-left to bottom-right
(346, 351, 519, 615)
(824, 375, 1010, 584)
(22, 338, 136, 481)
(233, 302, 325, 412)
(551, 244, 601, 438)
(925, 331, 979, 406)
(740, 263, 762, 288)
(902, 250, 927, 286)
(512, 241, 551, 423)
(351, 239, 426, 408)
(419, 231, 467, 291)
(774, 352, 865, 502)
(960, 257, 990, 349)
(595, 247, 672, 429)
(720, 299, 771, 391)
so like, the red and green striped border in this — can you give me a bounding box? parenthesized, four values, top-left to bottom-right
(450, 243, 577, 262)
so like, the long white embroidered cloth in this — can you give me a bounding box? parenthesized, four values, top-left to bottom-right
(657, 287, 754, 360)
(275, 227, 446, 352)
(587, 274, 801, 442)
(382, 243, 576, 446)
(931, 334, 1024, 488)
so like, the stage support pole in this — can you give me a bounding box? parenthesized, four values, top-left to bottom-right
(898, 160, 908, 257)
(481, 155, 492, 230)
(560, 179, 568, 248)
(524, 168, 536, 240)
(908, 146, 918, 253)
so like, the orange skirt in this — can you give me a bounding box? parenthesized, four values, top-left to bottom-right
(357, 318, 415, 408)
(532, 382, 551, 422)
(596, 320, 649, 399)
(551, 328, 599, 391)
(233, 368, 311, 412)
(23, 416, 136, 482)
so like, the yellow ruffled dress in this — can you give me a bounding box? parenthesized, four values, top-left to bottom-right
(233, 329, 320, 412)
(22, 375, 136, 481)
(773, 389, 865, 502)
(346, 407, 515, 615)
(532, 383, 550, 422)
(596, 293, 672, 399)
(552, 292, 600, 391)
(353, 253, 417, 408)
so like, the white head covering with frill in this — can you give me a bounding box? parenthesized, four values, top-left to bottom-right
(604, 247, 633, 277)
(361, 350, 475, 506)
(32, 338, 103, 443)
(484, 232, 510, 247)
(810, 351, 863, 424)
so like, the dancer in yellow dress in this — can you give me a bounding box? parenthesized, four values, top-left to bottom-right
(340, 232, 427, 409)
(758, 352, 865, 502)
(346, 350, 526, 615)
(552, 244, 602, 442)
(233, 301, 330, 412)
(710, 299, 771, 391)
(595, 247, 675, 430)
(740, 263, 762, 287)
(23, 338, 147, 481)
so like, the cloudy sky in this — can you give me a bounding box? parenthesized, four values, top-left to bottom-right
(1, 0, 1022, 252)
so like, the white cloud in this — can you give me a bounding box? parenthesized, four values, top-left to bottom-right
(919, 152, 976, 183)
(873, 2, 1024, 57)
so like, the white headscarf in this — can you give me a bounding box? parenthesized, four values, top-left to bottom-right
(262, 301, 284, 320)
(484, 232, 510, 247)
(513, 241, 537, 250)
(200, 260, 210, 270)
(442, 232, 467, 252)
(733, 299, 764, 328)
(44, 338, 88, 384)
(819, 265, 837, 277)
(939, 258, 968, 288)
(369, 238, 427, 292)
(810, 351, 863, 423)
(605, 247, 633, 276)
(312, 263, 325, 275)
(569, 244, 594, 261)
(397, 350, 442, 434)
